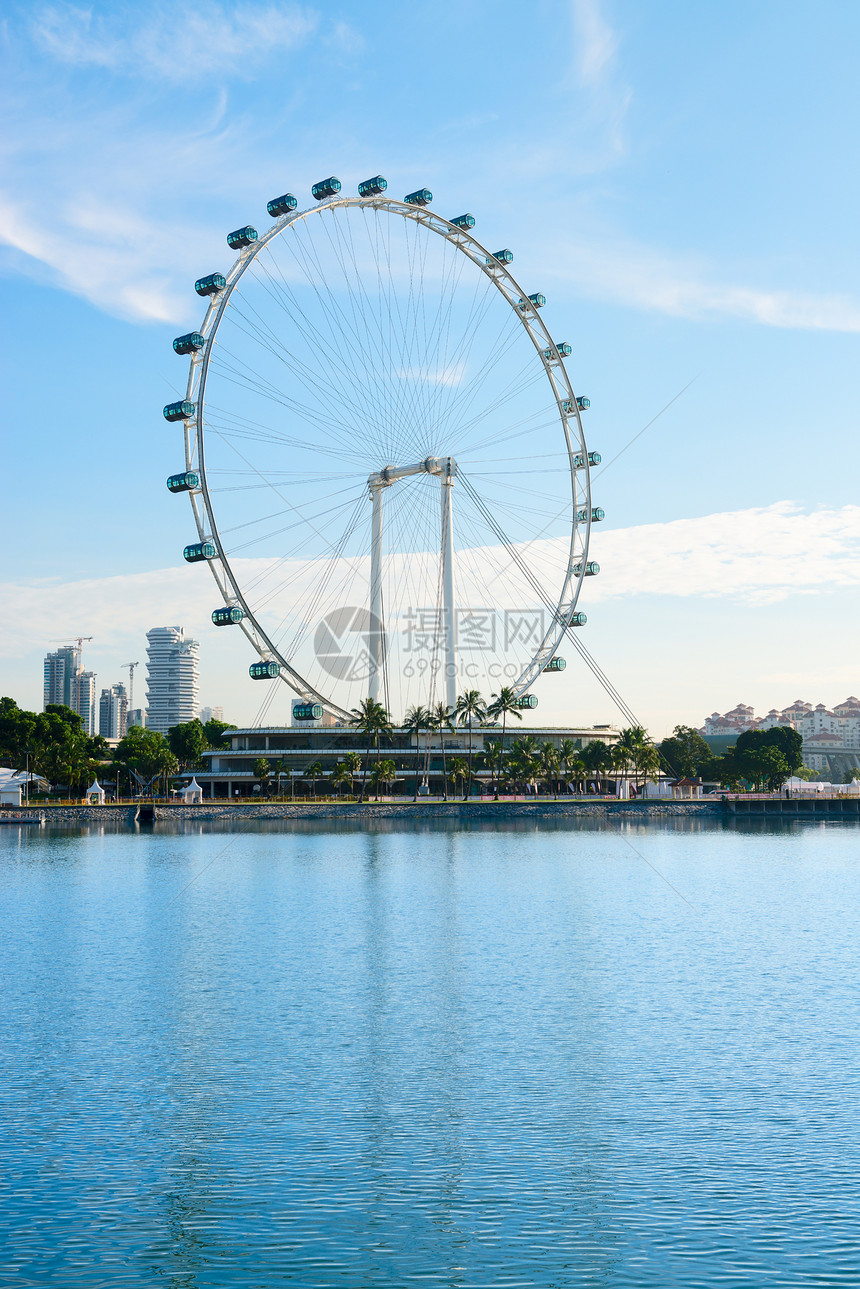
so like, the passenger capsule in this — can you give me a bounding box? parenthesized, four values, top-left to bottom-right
(450, 213, 475, 230)
(577, 396, 590, 411)
(184, 541, 217, 563)
(312, 177, 341, 200)
(166, 471, 199, 493)
(293, 702, 324, 721)
(514, 694, 539, 709)
(518, 293, 545, 310)
(195, 273, 226, 297)
(250, 660, 281, 680)
(569, 612, 587, 626)
(358, 176, 387, 197)
(576, 507, 605, 523)
(227, 226, 258, 250)
(542, 342, 572, 360)
(543, 657, 567, 673)
(212, 606, 244, 626)
(573, 450, 601, 468)
(492, 249, 514, 263)
(267, 193, 298, 218)
(573, 561, 600, 577)
(163, 400, 195, 422)
(173, 332, 205, 355)
(404, 188, 432, 206)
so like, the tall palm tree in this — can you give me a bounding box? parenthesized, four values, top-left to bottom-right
(350, 697, 392, 802)
(538, 742, 560, 797)
(487, 686, 523, 799)
(482, 740, 504, 797)
(455, 690, 486, 800)
(582, 739, 611, 794)
(342, 751, 361, 799)
(430, 702, 454, 800)
(449, 755, 470, 800)
(305, 759, 324, 798)
(557, 739, 578, 793)
(403, 704, 431, 801)
(329, 762, 350, 798)
(369, 757, 397, 800)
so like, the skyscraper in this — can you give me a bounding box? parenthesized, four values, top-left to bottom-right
(70, 670, 97, 736)
(145, 627, 200, 734)
(43, 645, 80, 708)
(99, 683, 128, 739)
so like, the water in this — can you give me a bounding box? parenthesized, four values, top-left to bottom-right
(2, 816, 860, 1287)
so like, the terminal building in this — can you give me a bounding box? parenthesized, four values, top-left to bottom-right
(193, 708, 619, 798)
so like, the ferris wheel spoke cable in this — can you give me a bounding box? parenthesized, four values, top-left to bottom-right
(458, 472, 643, 730)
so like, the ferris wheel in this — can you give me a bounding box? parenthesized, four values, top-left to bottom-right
(165, 174, 601, 722)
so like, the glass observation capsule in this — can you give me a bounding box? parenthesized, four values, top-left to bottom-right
(312, 177, 341, 200)
(573, 561, 600, 577)
(576, 506, 605, 523)
(450, 213, 475, 230)
(569, 612, 587, 626)
(573, 450, 601, 468)
(543, 657, 567, 673)
(250, 660, 281, 680)
(184, 541, 217, 563)
(173, 332, 205, 355)
(358, 176, 387, 196)
(514, 694, 539, 709)
(491, 248, 514, 263)
(542, 342, 572, 360)
(166, 471, 199, 493)
(163, 400, 195, 422)
(267, 193, 297, 217)
(293, 702, 324, 721)
(212, 606, 244, 626)
(195, 273, 226, 297)
(518, 293, 545, 310)
(576, 396, 590, 411)
(227, 226, 258, 250)
(404, 188, 432, 206)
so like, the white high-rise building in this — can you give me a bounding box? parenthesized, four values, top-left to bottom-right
(70, 670, 97, 736)
(145, 627, 200, 734)
(43, 645, 80, 708)
(99, 683, 128, 739)
(199, 706, 223, 724)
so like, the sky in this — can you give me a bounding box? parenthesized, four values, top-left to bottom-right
(1, 0, 859, 737)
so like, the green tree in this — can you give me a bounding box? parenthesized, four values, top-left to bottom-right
(557, 739, 584, 794)
(168, 719, 208, 770)
(486, 687, 523, 799)
(0, 697, 37, 770)
(329, 762, 351, 798)
(203, 718, 238, 749)
(430, 702, 454, 800)
(115, 725, 178, 792)
(253, 757, 271, 792)
(582, 739, 612, 793)
(736, 726, 803, 773)
(657, 725, 712, 779)
(455, 690, 486, 800)
(350, 698, 393, 802)
(538, 742, 560, 796)
(403, 704, 431, 800)
(305, 759, 324, 798)
(342, 751, 362, 799)
(449, 754, 470, 799)
(482, 739, 505, 796)
(369, 757, 397, 799)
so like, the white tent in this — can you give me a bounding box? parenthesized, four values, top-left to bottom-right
(181, 777, 203, 804)
(86, 779, 105, 804)
(0, 768, 48, 806)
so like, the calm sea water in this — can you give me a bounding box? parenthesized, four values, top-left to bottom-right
(2, 816, 860, 1288)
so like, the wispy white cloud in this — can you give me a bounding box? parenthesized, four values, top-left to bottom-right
(397, 362, 467, 388)
(572, 0, 618, 87)
(31, 2, 319, 81)
(550, 231, 860, 332)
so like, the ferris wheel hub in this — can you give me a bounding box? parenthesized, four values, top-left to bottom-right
(368, 456, 458, 488)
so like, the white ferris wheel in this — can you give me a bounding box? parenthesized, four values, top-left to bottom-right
(165, 174, 602, 722)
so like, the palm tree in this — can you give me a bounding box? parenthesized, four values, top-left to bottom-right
(455, 690, 486, 800)
(329, 762, 350, 798)
(482, 740, 505, 797)
(449, 755, 470, 800)
(486, 686, 523, 799)
(305, 759, 324, 798)
(369, 757, 397, 799)
(538, 742, 560, 797)
(403, 704, 431, 800)
(350, 697, 393, 802)
(430, 702, 454, 800)
(557, 739, 579, 794)
(582, 739, 611, 794)
(342, 751, 361, 799)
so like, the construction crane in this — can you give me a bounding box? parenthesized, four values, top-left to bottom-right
(123, 662, 139, 715)
(52, 636, 94, 665)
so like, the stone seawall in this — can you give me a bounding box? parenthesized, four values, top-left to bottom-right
(3, 799, 720, 826)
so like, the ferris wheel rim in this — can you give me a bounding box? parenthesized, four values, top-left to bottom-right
(179, 192, 594, 720)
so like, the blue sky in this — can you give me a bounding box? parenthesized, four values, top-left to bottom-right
(2, 0, 859, 734)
